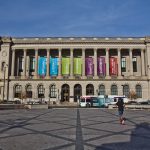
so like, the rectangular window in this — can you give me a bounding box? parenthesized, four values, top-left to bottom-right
(133, 57, 137, 72)
(30, 57, 35, 71)
(50, 85, 57, 98)
(121, 57, 126, 72)
(19, 57, 23, 72)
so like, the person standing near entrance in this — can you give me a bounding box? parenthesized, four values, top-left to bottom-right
(116, 98, 125, 125)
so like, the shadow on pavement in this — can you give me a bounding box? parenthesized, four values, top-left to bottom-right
(95, 122, 150, 150)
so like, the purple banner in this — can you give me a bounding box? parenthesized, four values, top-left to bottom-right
(97, 57, 106, 76)
(85, 57, 94, 75)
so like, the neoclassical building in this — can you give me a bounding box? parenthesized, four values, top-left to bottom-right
(0, 36, 150, 103)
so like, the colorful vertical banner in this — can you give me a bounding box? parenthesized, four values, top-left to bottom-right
(97, 57, 106, 76)
(109, 57, 118, 75)
(50, 58, 58, 76)
(109, 57, 114, 75)
(38, 57, 47, 76)
(62, 57, 70, 75)
(114, 58, 118, 75)
(74, 58, 82, 75)
(85, 57, 94, 76)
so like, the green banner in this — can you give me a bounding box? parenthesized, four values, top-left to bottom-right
(62, 58, 70, 75)
(74, 58, 82, 75)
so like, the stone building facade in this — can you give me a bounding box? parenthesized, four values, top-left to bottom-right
(0, 36, 150, 103)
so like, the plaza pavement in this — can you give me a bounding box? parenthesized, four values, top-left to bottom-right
(0, 108, 150, 150)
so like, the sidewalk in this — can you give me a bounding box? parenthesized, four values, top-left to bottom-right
(0, 109, 149, 150)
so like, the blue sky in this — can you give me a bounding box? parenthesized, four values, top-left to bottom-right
(0, 0, 150, 37)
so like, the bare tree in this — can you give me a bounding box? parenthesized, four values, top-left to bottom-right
(128, 90, 137, 100)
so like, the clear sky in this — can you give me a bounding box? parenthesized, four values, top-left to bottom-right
(0, 0, 150, 37)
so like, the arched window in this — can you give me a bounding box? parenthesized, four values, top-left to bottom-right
(38, 85, 45, 98)
(14, 85, 22, 98)
(111, 85, 118, 95)
(123, 85, 129, 97)
(99, 85, 105, 95)
(49, 84, 57, 98)
(136, 85, 142, 98)
(26, 85, 32, 98)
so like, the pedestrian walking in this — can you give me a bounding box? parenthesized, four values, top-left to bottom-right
(116, 98, 125, 125)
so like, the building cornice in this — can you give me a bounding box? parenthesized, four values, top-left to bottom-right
(11, 37, 146, 45)
(1, 37, 12, 44)
(1, 36, 150, 45)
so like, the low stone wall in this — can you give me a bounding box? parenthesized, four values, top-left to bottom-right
(25, 104, 48, 109)
(0, 104, 25, 110)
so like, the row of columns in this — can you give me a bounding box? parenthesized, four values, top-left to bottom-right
(11, 48, 146, 78)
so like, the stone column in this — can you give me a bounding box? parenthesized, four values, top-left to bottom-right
(11, 49, 15, 77)
(106, 48, 110, 78)
(141, 49, 145, 76)
(82, 48, 85, 78)
(70, 48, 73, 78)
(129, 49, 133, 76)
(94, 48, 98, 79)
(58, 49, 62, 79)
(118, 48, 122, 78)
(46, 49, 50, 78)
(35, 49, 38, 78)
(23, 49, 27, 78)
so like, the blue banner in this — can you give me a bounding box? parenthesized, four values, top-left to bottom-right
(50, 58, 58, 76)
(38, 57, 47, 76)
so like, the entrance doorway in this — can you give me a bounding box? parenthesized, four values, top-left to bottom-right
(61, 84, 70, 102)
(86, 84, 94, 95)
(74, 84, 82, 102)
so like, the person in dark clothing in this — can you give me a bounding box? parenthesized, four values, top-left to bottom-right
(116, 98, 125, 125)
